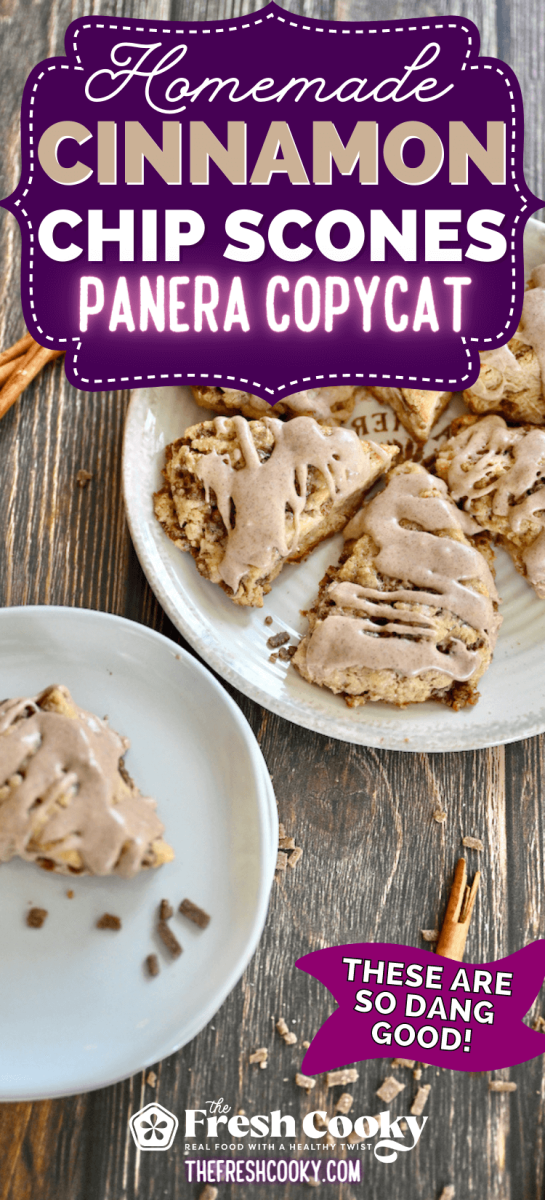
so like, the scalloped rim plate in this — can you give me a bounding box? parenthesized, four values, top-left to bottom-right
(123, 218, 545, 752)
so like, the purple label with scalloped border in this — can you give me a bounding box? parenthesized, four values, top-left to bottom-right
(2, 6, 542, 397)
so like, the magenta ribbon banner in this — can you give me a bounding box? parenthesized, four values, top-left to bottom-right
(2, 8, 541, 396)
(297, 941, 545, 1073)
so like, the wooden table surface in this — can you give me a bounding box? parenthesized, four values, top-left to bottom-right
(0, 1, 544, 1197)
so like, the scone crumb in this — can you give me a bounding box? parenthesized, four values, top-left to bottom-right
(158, 920, 182, 958)
(276, 1017, 289, 1037)
(146, 954, 160, 977)
(279, 836, 296, 850)
(302, 1040, 310, 1049)
(533, 1015, 545, 1032)
(462, 836, 484, 851)
(439, 1188, 455, 1200)
(179, 898, 211, 929)
(284, 1031, 297, 1045)
(421, 929, 439, 942)
(249, 1048, 268, 1065)
(489, 1080, 517, 1092)
(335, 1092, 353, 1114)
(159, 899, 173, 920)
(27, 907, 48, 928)
(276, 851, 288, 871)
(376, 1075, 405, 1103)
(66, 890, 74, 899)
(76, 468, 93, 488)
(392, 1059, 416, 1069)
(96, 913, 121, 930)
(264, 616, 273, 626)
(295, 1073, 316, 1091)
(433, 809, 448, 823)
(146, 1071, 157, 1088)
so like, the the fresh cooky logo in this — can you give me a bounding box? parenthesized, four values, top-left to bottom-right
(129, 1102, 179, 1151)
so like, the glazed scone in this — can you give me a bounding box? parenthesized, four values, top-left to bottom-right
(154, 414, 398, 607)
(0, 686, 174, 877)
(368, 387, 452, 442)
(191, 385, 357, 426)
(292, 462, 501, 708)
(463, 265, 545, 424)
(435, 412, 545, 597)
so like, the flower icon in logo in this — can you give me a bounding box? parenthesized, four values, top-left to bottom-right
(129, 1103, 178, 1151)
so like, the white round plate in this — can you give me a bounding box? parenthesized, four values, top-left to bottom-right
(123, 218, 545, 753)
(0, 607, 277, 1101)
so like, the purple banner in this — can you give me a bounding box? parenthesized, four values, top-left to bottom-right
(297, 941, 545, 1073)
(2, 8, 542, 396)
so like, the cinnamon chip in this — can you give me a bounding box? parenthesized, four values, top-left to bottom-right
(276, 1018, 289, 1037)
(410, 1084, 431, 1115)
(288, 847, 303, 869)
(489, 1080, 517, 1092)
(264, 616, 273, 626)
(278, 837, 296, 850)
(295, 1072, 316, 1091)
(433, 809, 447, 823)
(327, 1068, 358, 1088)
(283, 1031, 297, 1045)
(158, 919, 182, 958)
(76, 469, 93, 488)
(96, 913, 121, 930)
(178, 898, 210, 929)
(199, 1187, 218, 1200)
(27, 907, 47, 928)
(439, 1189, 455, 1200)
(335, 1092, 353, 1114)
(376, 1076, 405, 1103)
(462, 836, 484, 851)
(392, 1059, 416, 1069)
(147, 1071, 157, 1088)
(146, 954, 160, 977)
(276, 851, 288, 871)
(421, 929, 439, 941)
(267, 632, 290, 649)
(159, 899, 173, 920)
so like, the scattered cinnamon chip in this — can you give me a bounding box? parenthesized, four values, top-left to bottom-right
(179, 898, 210, 929)
(288, 847, 303, 868)
(276, 1017, 289, 1037)
(327, 1068, 358, 1088)
(433, 809, 447, 823)
(199, 1187, 218, 1200)
(376, 1075, 405, 1103)
(96, 913, 121, 930)
(302, 1040, 310, 1049)
(159, 899, 173, 920)
(278, 823, 286, 839)
(295, 1072, 316, 1091)
(269, 653, 278, 663)
(27, 907, 47, 928)
(249, 1048, 268, 1064)
(66, 890, 74, 899)
(533, 1015, 545, 1032)
(147, 1071, 157, 1088)
(307, 1179, 320, 1187)
(278, 645, 296, 661)
(76, 469, 93, 488)
(158, 920, 182, 958)
(279, 836, 296, 850)
(276, 851, 288, 871)
(489, 1080, 517, 1092)
(462, 836, 484, 851)
(264, 616, 273, 626)
(410, 1084, 431, 1115)
(347, 1130, 366, 1145)
(421, 929, 439, 942)
(439, 1188, 455, 1200)
(413, 1067, 422, 1080)
(392, 1059, 416, 1069)
(267, 631, 290, 649)
(146, 954, 160, 977)
(283, 1031, 297, 1045)
(335, 1092, 353, 1114)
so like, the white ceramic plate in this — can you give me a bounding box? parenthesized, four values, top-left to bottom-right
(0, 606, 277, 1101)
(123, 218, 545, 752)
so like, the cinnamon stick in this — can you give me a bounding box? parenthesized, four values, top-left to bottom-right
(0, 355, 25, 386)
(0, 330, 34, 367)
(0, 343, 63, 420)
(436, 858, 480, 961)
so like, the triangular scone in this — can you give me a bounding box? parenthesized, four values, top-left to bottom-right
(435, 413, 545, 597)
(463, 265, 545, 424)
(154, 415, 398, 607)
(191, 385, 357, 426)
(0, 686, 174, 877)
(292, 462, 501, 708)
(368, 387, 452, 442)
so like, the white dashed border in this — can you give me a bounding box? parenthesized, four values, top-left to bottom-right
(13, 9, 528, 394)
